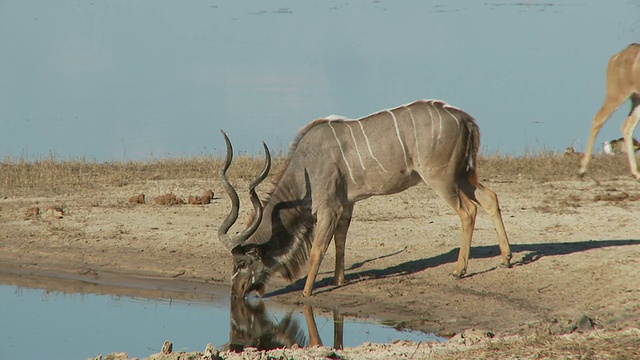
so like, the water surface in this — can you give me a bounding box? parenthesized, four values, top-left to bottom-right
(1, 1, 639, 160)
(0, 283, 442, 359)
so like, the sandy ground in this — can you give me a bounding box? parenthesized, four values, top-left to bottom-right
(1, 174, 640, 358)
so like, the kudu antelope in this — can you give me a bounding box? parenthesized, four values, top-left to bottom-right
(579, 43, 640, 180)
(218, 99, 512, 298)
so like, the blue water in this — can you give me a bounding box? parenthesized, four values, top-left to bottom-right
(1, 1, 639, 161)
(0, 284, 441, 359)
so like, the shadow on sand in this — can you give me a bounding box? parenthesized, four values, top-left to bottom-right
(266, 239, 640, 297)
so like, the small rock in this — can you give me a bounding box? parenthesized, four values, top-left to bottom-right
(575, 314, 596, 333)
(435, 330, 456, 338)
(450, 329, 494, 345)
(161, 340, 173, 354)
(203, 343, 220, 359)
(102, 353, 128, 360)
(128, 193, 145, 204)
(44, 206, 65, 219)
(154, 193, 184, 205)
(201, 190, 214, 204)
(23, 207, 40, 220)
(188, 190, 214, 205)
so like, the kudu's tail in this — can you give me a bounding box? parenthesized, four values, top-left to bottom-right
(465, 118, 481, 186)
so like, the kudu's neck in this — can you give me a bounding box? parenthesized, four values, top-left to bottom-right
(248, 169, 315, 281)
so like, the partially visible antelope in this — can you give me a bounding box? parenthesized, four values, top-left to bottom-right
(602, 137, 640, 155)
(218, 99, 512, 298)
(579, 43, 640, 180)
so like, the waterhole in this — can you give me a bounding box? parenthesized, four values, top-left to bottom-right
(0, 278, 444, 359)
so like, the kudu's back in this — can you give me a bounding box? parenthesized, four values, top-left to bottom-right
(288, 99, 479, 203)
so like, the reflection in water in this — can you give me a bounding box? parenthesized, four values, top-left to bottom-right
(0, 276, 439, 358)
(226, 298, 305, 351)
(226, 298, 344, 352)
(303, 303, 344, 350)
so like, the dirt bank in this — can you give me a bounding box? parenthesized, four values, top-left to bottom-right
(2, 172, 640, 358)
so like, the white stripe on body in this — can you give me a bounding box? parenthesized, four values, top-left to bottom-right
(322, 100, 468, 173)
(407, 106, 422, 168)
(426, 104, 436, 146)
(433, 105, 444, 144)
(388, 110, 409, 169)
(329, 121, 356, 184)
(357, 121, 388, 172)
(442, 105, 460, 130)
(345, 122, 366, 170)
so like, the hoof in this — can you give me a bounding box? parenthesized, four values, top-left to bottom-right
(502, 254, 513, 268)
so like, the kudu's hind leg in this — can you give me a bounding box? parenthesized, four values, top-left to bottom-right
(430, 181, 478, 278)
(466, 182, 512, 268)
(452, 192, 478, 277)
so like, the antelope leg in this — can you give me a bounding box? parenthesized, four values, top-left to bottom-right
(473, 183, 512, 267)
(303, 211, 339, 297)
(333, 205, 353, 286)
(579, 101, 619, 177)
(452, 192, 478, 278)
(621, 101, 640, 180)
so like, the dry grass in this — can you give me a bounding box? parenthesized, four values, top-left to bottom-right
(443, 328, 640, 360)
(0, 151, 634, 197)
(0, 154, 287, 197)
(477, 150, 631, 181)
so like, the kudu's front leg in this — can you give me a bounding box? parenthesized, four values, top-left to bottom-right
(333, 206, 353, 286)
(303, 211, 339, 297)
(579, 101, 619, 177)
